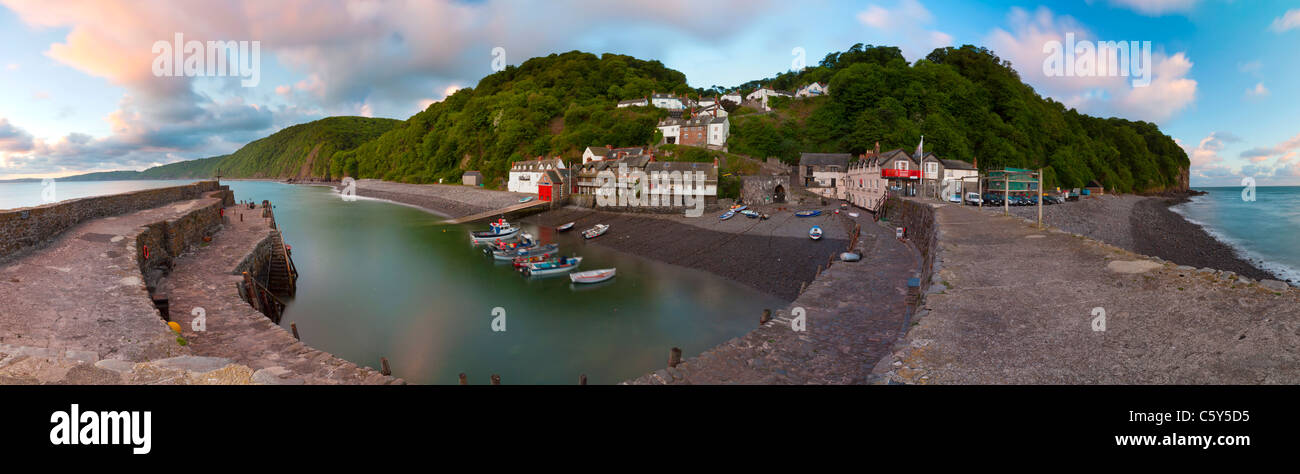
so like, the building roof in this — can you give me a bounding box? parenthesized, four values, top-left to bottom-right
(462, 170, 482, 177)
(540, 169, 564, 184)
(585, 146, 611, 156)
(510, 157, 564, 172)
(645, 161, 719, 180)
(873, 149, 918, 166)
(617, 98, 647, 105)
(799, 153, 853, 168)
(940, 159, 975, 170)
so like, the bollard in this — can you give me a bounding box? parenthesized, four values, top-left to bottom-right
(579, 374, 587, 385)
(458, 373, 468, 385)
(490, 374, 501, 385)
(799, 281, 807, 294)
(380, 357, 391, 376)
(668, 347, 682, 368)
(760, 309, 772, 325)
(290, 322, 300, 340)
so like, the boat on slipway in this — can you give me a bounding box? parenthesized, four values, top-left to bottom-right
(570, 268, 616, 284)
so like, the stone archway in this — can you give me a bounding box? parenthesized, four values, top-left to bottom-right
(773, 184, 786, 203)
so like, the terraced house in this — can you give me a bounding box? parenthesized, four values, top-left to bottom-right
(798, 152, 852, 199)
(507, 157, 566, 194)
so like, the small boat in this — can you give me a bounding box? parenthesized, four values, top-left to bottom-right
(519, 196, 535, 203)
(470, 220, 520, 244)
(570, 268, 616, 284)
(809, 226, 823, 240)
(731, 205, 748, 212)
(848, 212, 860, 218)
(492, 243, 559, 260)
(719, 210, 736, 220)
(795, 210, 822, 218)
(513, 254, 555, 268)
(840, 252, 861, 262)
(582, 224, 609, 239)
(740, 209, 760, 218)
(523, 256, 583, 277)
(557, 222, 575, 232)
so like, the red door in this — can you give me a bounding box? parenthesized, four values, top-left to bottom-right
(539, 184, 552, 202)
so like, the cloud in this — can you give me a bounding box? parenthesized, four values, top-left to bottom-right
(1106, 0, 1198, 16)
(1180, 131, 1237, 168)
(855, 0, 952, 60)
(1271, 9, 1300, 33)
(4, 63, 17, 71)
(0, 118, 36, 152)
(985, 6, 1197, 123)
(1245, 82, 1269, 98)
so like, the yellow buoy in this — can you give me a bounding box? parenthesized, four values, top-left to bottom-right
(167, 321, 181, 333)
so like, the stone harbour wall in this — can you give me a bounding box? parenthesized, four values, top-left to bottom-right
(881, 197, 939, 296)
(132, 190, 230, 293)
(0, 180, 223, 263)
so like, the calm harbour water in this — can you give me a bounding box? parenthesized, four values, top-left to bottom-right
(1173, 186, 1300, 283)
(1, 180, 783, 384)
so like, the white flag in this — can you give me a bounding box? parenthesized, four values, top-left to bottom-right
(914, 136, 924, 160)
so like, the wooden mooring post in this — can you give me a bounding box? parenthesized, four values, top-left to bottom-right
(668, 347, 682, 368)
(458, 373, 468, 385)
(490, 374, 501, 385)
(760, 309, 772, 325)
(579, 374, 587, 385)
(290, 322, 300, 340)
(380, 357, 391, 376)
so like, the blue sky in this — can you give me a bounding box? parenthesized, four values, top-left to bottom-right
(1, 0, 1298, 186)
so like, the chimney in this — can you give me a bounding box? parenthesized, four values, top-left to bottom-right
(607, 144, 612, 150)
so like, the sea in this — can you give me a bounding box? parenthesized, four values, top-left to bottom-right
(1171, 186, 1300, 283)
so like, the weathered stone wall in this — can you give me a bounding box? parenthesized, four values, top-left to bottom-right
(741, 175, 791, 205)
(882, 198, 938, 295)
(0, 181, 223, 263)
(132, 190, 228, 293)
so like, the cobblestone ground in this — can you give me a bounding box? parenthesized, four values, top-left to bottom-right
(625, 213, 919, 384)
(878, 204, 1300, 384)
(0, 199, 213, 362)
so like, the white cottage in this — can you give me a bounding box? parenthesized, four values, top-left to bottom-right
(745, 87, 793, 111)
(508, 157, 566, 194)
(795, 82, 829, 98)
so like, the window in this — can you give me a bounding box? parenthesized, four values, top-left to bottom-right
(895, 161, 908, 170)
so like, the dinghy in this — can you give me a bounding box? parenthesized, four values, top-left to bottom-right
(840, 252, 861, 262)
(492, 243, 558, 261)
(795, 210, 822, 218)
(569, 268, 616, 284)
(557, 222, 575, 232)
(523, 256, 583, 277)
(740, 209, 760, 218)
(519, 196, 535, 203)
(809, 225, 823, 240)
(719, 210, 736, 220)
(582, 224, 609, 239)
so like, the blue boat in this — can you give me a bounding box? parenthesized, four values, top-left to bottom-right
(795, 210, 822, 217)
(719, 210, 736, 220)
(523, 256, 583, 277)
(740, 210, 760, 218)
(809, 225, 823, 240)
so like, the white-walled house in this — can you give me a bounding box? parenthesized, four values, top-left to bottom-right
(616, 98, 648, 108)
(720, 92, 743, 106)
(650, 93, 684, 110)
(706, 116, 729, 147)
(508, 157, 566, 194)
(795, 82, 829, 98)
(798, 153, 851, 199)
(745, 87, 794, 111)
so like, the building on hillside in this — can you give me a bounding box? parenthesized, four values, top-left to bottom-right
(1085, 180, 1105, 196)
(658, 115, 729, 148)
(462, 170, 483, 186)
(616, 98, 648, 108)
(798, 153, 852, 199)
(745, 87, 794, 111)
(507, 157, 566, 194)
(650, 92, 684, 110)
(582, 145, 646, 164)
(720, 92, 743, 107)
(939, 158, 978, 201)
(795, 82, 829, 98)
(695, 103, 728, 117)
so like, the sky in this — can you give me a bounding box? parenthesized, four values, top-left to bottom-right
(0, 0, 1298, 186)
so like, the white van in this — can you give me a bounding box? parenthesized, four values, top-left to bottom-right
(965, 192, 982, 205)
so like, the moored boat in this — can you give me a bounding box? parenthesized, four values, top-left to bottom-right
(570, 268, 616, 284)
(470, 219, 520, 244)
(557, 222, 575, 232)
(492, 243, 559, 260)
(740, 209, 759, 218)
(795, 210, 822, 218)
(719, 210, 736, 220)
(523, 256, 583, 277)
(582, 224, 609, 239)
(809, 225, 823, 240)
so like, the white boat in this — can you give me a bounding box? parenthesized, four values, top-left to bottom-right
(470, 222, 521, 244)
(569, 268, 616, 284)
(523, 256, 582, 277)
(582, 224, 609, 239)
(557, 222, 575, 232)
(809, 225, 823, 240)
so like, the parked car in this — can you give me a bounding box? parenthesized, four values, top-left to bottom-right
(1066, 189, 1081, 201)
(1043, 194, 1063, 205)
(965, 192, 983, 206)
(948, 193, 963, 203)
(982, 193, 1004, 206)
